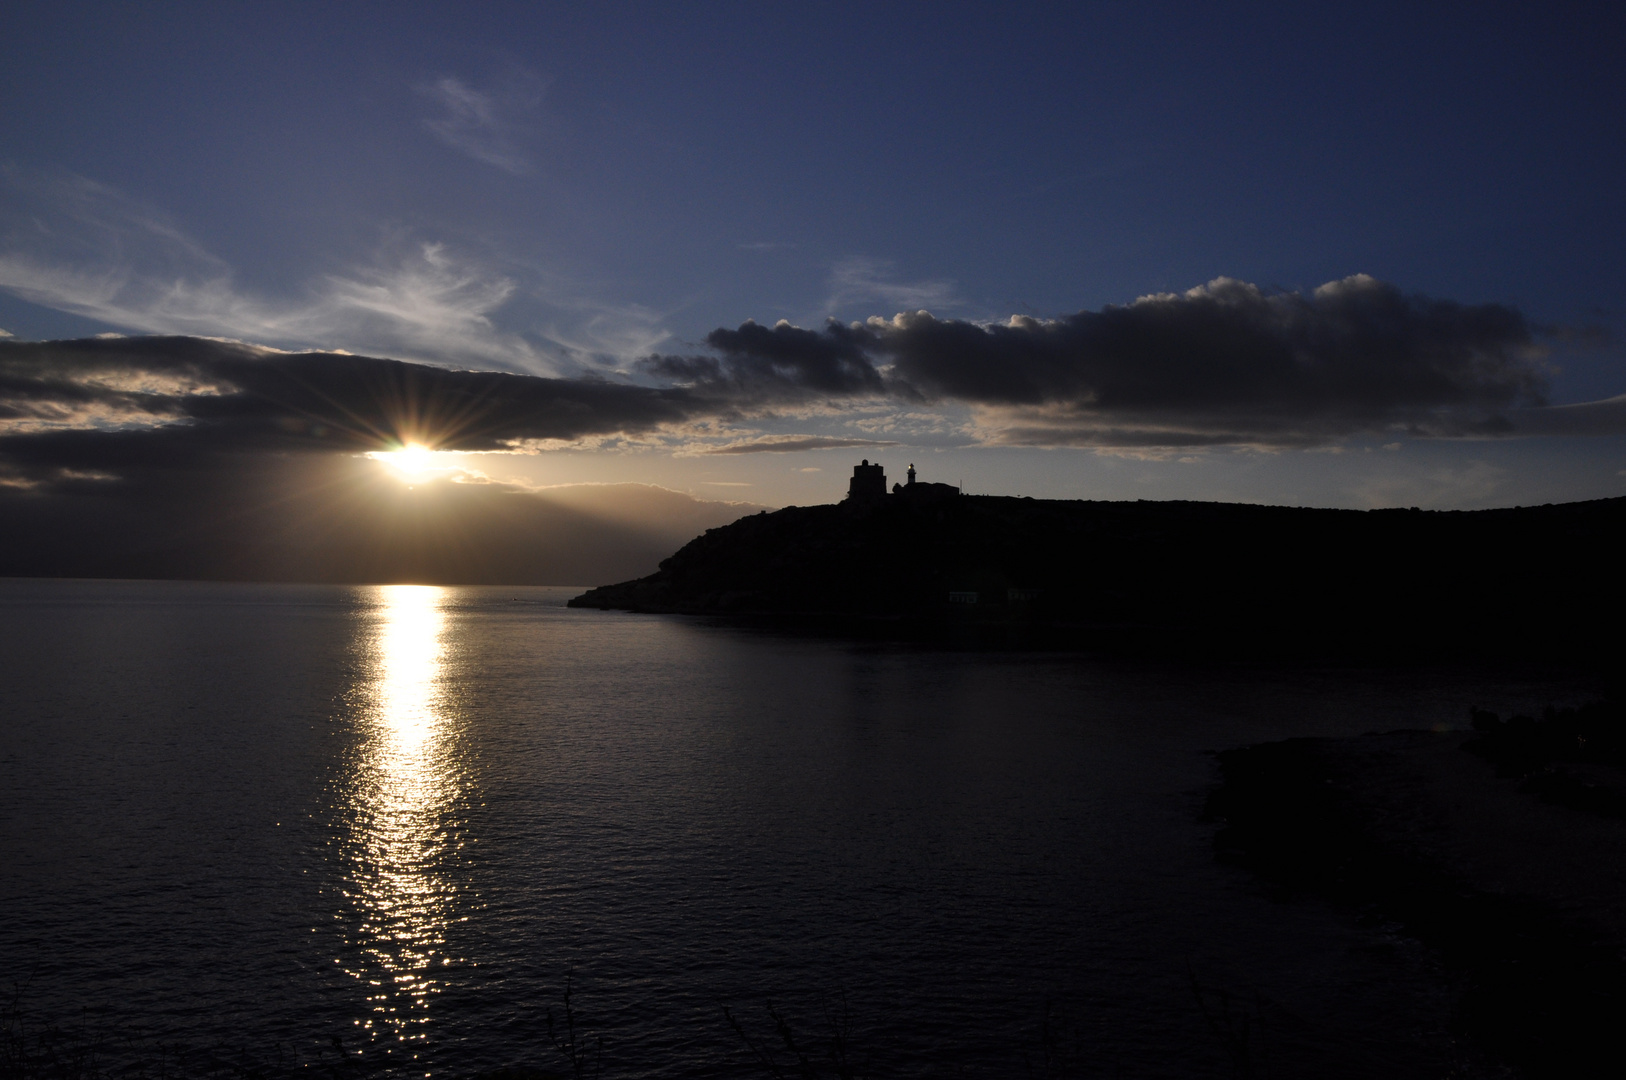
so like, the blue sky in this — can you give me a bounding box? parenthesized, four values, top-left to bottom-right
(3, 1, 1624, 509)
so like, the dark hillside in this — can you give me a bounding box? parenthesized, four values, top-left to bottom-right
(569, 494, 1625, 658)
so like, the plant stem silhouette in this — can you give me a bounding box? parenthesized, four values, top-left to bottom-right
(546, 969, 601, 1080)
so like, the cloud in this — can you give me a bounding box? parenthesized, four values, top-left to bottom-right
(1502, 393, 1626, 437)
(532, 296, 676, 371)
(0, 336, 724, 490)
(0, 165, 239, 330)
(878, 276, 1551, 446)
(643, 318, 883, 400)
(303, 241, 535, 364)
(826, 256, 958, 314)
(664, 275, 1580, 449)
(0, 165, 667, 372)
(7, 271, 1619, 468)
(699, 435, 901, 455)
(419, 72, 542, 174)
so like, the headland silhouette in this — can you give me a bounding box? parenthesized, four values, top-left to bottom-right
(571, 459, 1625, 660)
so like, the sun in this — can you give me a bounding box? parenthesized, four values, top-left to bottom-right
(373, 443, 437, 477)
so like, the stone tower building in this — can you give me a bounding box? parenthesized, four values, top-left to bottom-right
(847, 459, 886, 501)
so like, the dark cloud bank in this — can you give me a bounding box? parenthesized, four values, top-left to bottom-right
(649, 275, 1564, 447)
(1, 275, 1617, 582)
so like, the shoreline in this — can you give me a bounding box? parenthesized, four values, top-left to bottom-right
(1208, 728, 1626, 1078)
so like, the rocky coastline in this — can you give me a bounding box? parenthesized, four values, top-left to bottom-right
(1208, 703, 1626, 1079)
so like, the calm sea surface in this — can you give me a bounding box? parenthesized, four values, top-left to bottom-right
(0, 580, 1603, 1077)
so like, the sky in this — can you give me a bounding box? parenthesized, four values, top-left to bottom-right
(3, 1, 1626, 581)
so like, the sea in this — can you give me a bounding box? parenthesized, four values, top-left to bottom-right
(0, 579, 1604, 1078)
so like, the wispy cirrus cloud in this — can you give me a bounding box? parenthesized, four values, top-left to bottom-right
(1500, 393, 1626, 436)
(533, 296, 676, 372)
(0, 165, 670, 373)
(826, 256, 958, 315)
(419, 71, 543, 175)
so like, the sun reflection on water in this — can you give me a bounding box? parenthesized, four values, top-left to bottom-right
(337, 584, 467, 1054)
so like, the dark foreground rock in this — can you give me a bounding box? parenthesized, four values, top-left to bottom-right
(570, 494, 1625, 659)
(1209, 727, 1626, 1079)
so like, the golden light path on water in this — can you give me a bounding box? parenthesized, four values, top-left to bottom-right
(338, 584, 467, 1062)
